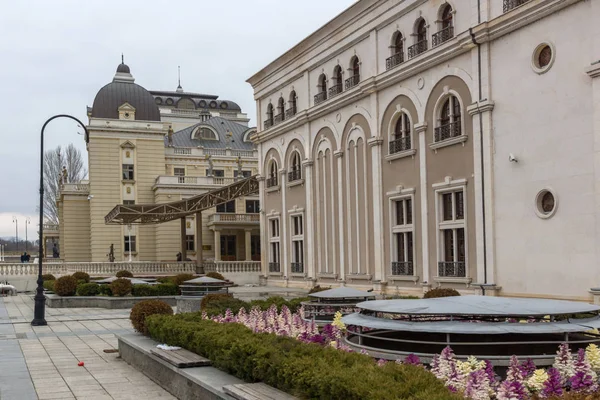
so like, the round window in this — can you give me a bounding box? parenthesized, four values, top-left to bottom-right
(166, 98, 174, 105)
(155, 97, 163, 105)
(531, 43, 555, 74)
(535, 189, 558, 219)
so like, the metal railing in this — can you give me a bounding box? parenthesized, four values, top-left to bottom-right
(209, 213, 260, 223)
(264, 119, 273, 129)
(274, 113, 284, 125)
(389, 136, 411, 154)
(328, 83, 343, 98)
(269, 262, 281, 273)
(408, 40, 428, 59)
(266, 176, 278, 188)
(344, 75, 360, 90)
(438, 261, 466, 278)
(285, 107, 297, 119)
(291, 262, 304, 274)
(386, 52, 404, 70)
(432, 26, 454, 47)
(391, 261, 413, 276)
(434, 121, 462, 142)
(503, 0, 530, 13)
(288, 169, 302, 182)
(314, 92, 327, 105)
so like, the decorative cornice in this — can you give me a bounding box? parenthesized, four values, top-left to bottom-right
(333, 150, 344, 159)
(301, 159, 314, 167)
(414, 122, 428, 133)
(467, 100, 495, 116)
(367, 137, 384, 147)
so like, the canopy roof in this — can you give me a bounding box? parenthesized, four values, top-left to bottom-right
(309, 287, 376, 299)
(356, 295, 600, 317)
(183, 276, 226, 284)
(95, 277, 155, 285)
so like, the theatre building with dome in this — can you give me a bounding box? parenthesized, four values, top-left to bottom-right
(57, 62, 260, 265)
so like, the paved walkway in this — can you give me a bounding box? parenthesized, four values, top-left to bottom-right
(0, 295, 176, 400)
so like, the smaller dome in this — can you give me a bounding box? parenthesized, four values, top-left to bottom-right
(116, 63, 130, 74)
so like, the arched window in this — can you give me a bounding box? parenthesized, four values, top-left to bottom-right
(315, 74, 328, 105)
(267, 160, 278, 188)
(345, 57, 360, 89)
(265, 103, 274, 129)
(275, 97, 285, 124)
(287, 91, 297, 117)
(331, 66, 343, 97)
(193, 127, 218, 140)
(433, 4, 454, 47)
(390, 112, 412, 154)
(435, 95, 462, 142)
(387, 32, 405, 70)
(409, 19, 428, 59)
(288, 151, 302, 182)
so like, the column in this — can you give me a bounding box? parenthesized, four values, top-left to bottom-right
(367, 137, 384, 282)
(195, 212, 203, 270)
(279, 168, 288, 277)
(415, 122, 429, 284)
(586, 62, 600, 292)
(302, 160, 314, 279)
(214, 229, 221, 261)
(180, 217, 187, 261)
(244, 229, 252, 261)
(334, 151, 345, 282)
(256, 175, 267, 277)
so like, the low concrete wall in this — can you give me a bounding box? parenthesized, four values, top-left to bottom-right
(0, 276, 37, 292)
(118, 334, 243, 400)
(45, 294, 177, 309)
(220, 271, 260, 286)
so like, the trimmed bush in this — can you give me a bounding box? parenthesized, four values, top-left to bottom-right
(249, 296, 308, 313)
(155, 283, 178, 296)
(71, 271, 90, 283)
(205, 271, 225, 281)
(43, 280, 55, 292)
(76, 283, 100, 296)
(146, 315, 459, 400)
(130, 300, 173, 335)
(116, 270, 133, 278)
(173, 273, 195, 286)
(201, 294, 248, 317)
(110, 278, 132, 297)
(308, 285, 331, 294)
(132, 284, 155, 297)
(42, 274, 56, 281)
(423, 288, 461, 299)
(132, 283, 180, 297)
(98, 284, 112, 296)
(53, 276, 78, 296)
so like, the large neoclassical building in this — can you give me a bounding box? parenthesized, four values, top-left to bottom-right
(247, 0, 600, 301)
(58, 62, 260, 263)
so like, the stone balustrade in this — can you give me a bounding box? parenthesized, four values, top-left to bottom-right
(203, 261, 261, 273)
(0, 262, 197, 277)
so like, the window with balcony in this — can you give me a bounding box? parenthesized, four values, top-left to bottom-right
(435, 95, 462, 143)
(433, 4, 454, 47)
(124, 235, 136, 253)
(437, 189, 466, 278)
(315, 74, 328, 105)
(206, 169, 225, 177)
(286, 91, 297, 119)
(174, 167, 185, 177)
(503, 0, 530, 13)
(269, 218, 280, 273)
(329, 66, 343, 98)
(386, 31, 405, 70)
(186, 235, 195, 251)
(265, 103, 274, 129)
(216, 200, 235, 213)
(246, 199, 260, 213)
(123, 200, 135, 205)
(288, 151, 302, 182)
(409, 19, 428, 59)
(291, 214, 304, 274)
(275, 97, 285, 124)
(389, 112, 412, 154)
(345, 57, 360, 90)
(391, 197, 414, 276)
(122, 164, 134, 181)
(266, 160, 278, 188)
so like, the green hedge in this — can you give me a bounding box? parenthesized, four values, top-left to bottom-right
(76, 283, 100, 296)
(131, 283, 178, 297)
(200, 295, 309, 317)
(98, 284, 112, 296)
(43, 280, 55, 292)
(146, 315, 459, 400)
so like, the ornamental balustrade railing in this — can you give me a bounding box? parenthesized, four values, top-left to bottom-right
(314, 92, 327, 105)
(391, 261, 414, 276)
(291, 262, 304, 274)
(268, 262, 281, 273)
(328, 83, 343, 98)
(344, 75, 360, 90)
(389, 136, 411, 154)
(288, 169, 302, 182)
(62, 183, 90, 193)
(273, 113, 284, 125)
(203, 261, 261, 274)
(386, 52, 404, 70)
(408, 40, 428, 59)
(209, 213, 260, 223)
(432, 26, 454, 47)
(266, 176, 278, 188)
(156, 176, 236, 186)
(204, 148, 227, 156)
(264, 119, 273, 129)
(434, 121, 462, 142)
(0, 262, 196, 276)
(284, 106, 297, 119)
(43, 223, 59, 231)
(166, 148, 254, 158)
(437, 261, 466, 278)
(503, 0, 530, 13)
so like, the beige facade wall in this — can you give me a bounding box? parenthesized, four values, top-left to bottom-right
(60, 194, 91, 261)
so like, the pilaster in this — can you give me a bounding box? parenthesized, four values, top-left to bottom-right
(587, 62, 600, 294)
(367, 138, 384, 282)
(302, 159, 315, 280)
(415, 122, 429, 284)
(279, 168, 288, 278)
(334, 150, 345, 283)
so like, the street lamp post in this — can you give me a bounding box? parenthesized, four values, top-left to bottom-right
(32, 114, 88, 327)
(25, 217, 31, 253)
(12, 216, 18, 252)
(0, 244, 4, 262)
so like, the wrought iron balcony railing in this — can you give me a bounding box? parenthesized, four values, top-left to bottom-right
(291, 262, 304, 274)
(344, 75, 360, 90)
(434, 121, 462, 142)
(288, 169, 302, 182)
(285, 106, 297, 119)
(408, 40, 428, 59)
(386, 52, 404, 70)
(391, 261, 413, 276)
(269, 262, 281, 273)
(503, 0, 530, 13)
(266, 176, 278, 188)
(389, 136, 411, 154)
(432, 26, 454, 47)
(314, 91, 327, 105)
(438, 261, 466, 278)
(274, 113, 284, 125)
(328, 83, 343, 98)
(264, 119, 273, 129)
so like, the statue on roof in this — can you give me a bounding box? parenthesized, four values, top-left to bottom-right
(62, 166, 68, 185)
(167, 125, 174, 147)
(205, 155, 213, 177)
(236, 156, 242, 180)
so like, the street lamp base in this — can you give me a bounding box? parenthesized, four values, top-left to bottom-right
(31, 293, 47, 326)
(31, 318, 47, 326)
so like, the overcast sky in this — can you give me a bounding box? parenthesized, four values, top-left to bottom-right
(0, 0, 355, 239)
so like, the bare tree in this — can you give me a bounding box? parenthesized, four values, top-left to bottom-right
(43, 144, 87, 224)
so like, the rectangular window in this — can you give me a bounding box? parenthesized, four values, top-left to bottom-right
(395, 198, 412, 226)
(206, 169, 225, 177)
(270, 219, 280, 238)
(268, 217, 280, 272)
(391, 196, 414, 276)
(234, 170, 252, 179)
(123, 200, 135, 205)
(438, 188, 466, 277)
(270, 242, 280, 263)
(124, 236, 136, 252)
(292, 215, 303, 236)
(174, 167, 185, 177)
(216, 200, 235, 213)
(246, 200, 260, 214)
(186, 235, 195, 251)
(290, 214, 304, 273)
(122, 164, 134, 181)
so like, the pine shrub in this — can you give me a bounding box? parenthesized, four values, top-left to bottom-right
(76, 283, 100, 296)
(130, 300, 173, 335)
(71, 271, 90, 283)
(116, 270, 133, 278)
(42, 274, 56, 281)
(173, 273, 195, 286)
(423, 288, 461, 299)
(110, 278, 132, 297)
(53, 275, 78, 296)
(205, 271, 225, 281)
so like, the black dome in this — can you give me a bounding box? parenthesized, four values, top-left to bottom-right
(91, 81, 161, 121)
(116, 63, 130, 73)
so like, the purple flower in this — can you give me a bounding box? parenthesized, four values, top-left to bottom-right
(519, 358, 536, 379)
(497, 380, 528, 400)
(540, 367, 563, 398)
(484, 360, 497, 388)
(403, 354, 421, 366)
(377, 359, 387, 367)
(464, 369, 491, 400)
(506, 355, 524, 383)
